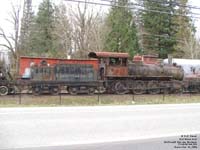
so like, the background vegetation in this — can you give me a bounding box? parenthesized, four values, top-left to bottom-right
(0, 0, 199, 73)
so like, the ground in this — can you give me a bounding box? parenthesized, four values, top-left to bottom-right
(0, 93, 200, 107)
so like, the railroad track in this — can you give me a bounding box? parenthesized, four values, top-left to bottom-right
(1, 92, 200, 97)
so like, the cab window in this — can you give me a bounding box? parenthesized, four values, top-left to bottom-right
(109, 57, 127, 66)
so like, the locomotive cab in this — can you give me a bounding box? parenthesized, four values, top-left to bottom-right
(88, 52, 129, 79)
(107, 57, 128, 77)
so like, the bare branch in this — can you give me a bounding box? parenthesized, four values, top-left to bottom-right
(0, 27, 15, 54)
(0, 44, 13, 51)
(69, 1, 105, 57)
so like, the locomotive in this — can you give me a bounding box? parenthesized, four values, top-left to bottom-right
(88, 52, 184, 94)
(19, 57, 100, 95)
(0, 51, 187, 95)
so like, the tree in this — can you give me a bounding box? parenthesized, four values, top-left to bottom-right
(104, 0, 139, 57)
(30, 0, 55, 56)
(52, 2, 72, 58)
(19, 0, 34, 55)
(182, 31, 200, 59)
(141, 0, 178, 58)
(0, 2, 21, 73)
(70, 3, 105, 58)
(174, 0, 196, 58)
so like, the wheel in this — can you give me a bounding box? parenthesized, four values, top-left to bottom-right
(160, 81, 171, 94)
(196, 85, 200, 93)
(0, 86, 8, 96)
(114, 81, 129, 95)
(9, 86, 17, 94)
(111, 83, 116, 94)
(172, 81, 183, 94)
(50, 87, 60, 95)
(88, 87, 95, 95)
(32, 86, 41, 95)
(133, 81, 146, 94)
(148, 81, 160, 94)
(108, 82, 116, 94)
(68, 87, 78, 95)
(97, 86, 106, 94)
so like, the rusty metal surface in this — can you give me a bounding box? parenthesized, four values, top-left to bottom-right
(106, 66, 128, 77)
(128, 63, 184, 81)
(88, 52, 129, 58)
(32, 66, 54, 81)
(55, 64, 97, 81)
(31, 64, 97, 82)
(133, 55, 159, 64)
(19, 56, 98, 77)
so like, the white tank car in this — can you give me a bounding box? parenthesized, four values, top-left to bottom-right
(163, 58, 200, 76)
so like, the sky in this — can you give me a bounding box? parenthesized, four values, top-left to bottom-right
(0, 0, 200, 50)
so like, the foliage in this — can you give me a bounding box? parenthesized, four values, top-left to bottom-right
(29, 0, 55, 57)
(21, 1, 105, 58)
(141, 0, 178, 58)
(19, 0, 34, 55)
(2, 0, 200, 71)
(174, 0, 197, 58)
(52, 3, 72, 58)
(18, 0, 198, 59)
(104, 0, 139, 57)
(70, 3, 106, 58)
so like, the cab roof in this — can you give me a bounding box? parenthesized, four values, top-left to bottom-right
(88, 52, 129, 58)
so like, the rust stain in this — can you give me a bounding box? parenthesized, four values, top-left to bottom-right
(106, 66, 128, 77)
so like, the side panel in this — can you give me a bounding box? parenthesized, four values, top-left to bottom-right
(55, 64, 97, 82)
(19, 56, 98, 78)
(32, 66, 54, 81)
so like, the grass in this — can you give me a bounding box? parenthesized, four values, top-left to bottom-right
(0, 93, 200, 107)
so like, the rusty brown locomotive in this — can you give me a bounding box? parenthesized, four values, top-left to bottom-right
(88, 52, 184, 94)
